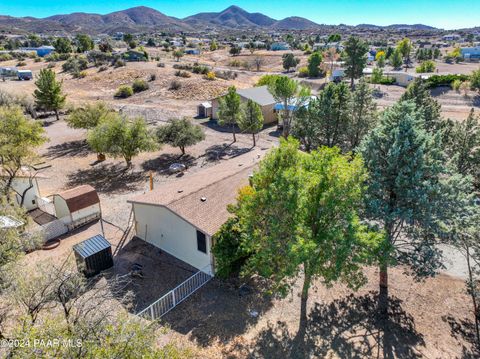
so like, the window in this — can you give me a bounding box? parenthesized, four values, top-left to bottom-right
(196, 230, 207, 253)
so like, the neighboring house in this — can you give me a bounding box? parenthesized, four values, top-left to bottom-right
(17, 70, 32, 80)
(461, 46, 480, 62)
(211, 86, 277, 124)
(0, 168, 44, 211)
(185, 48, 201, 55)
(270, 42, 290, 51)
(129, 158, 260, 275)
(52, 185, 102, 230)
(383, 71, 419, 87)
(443, 34, 462, 42)
(19, 46, 55, 57)
(122, 50, 147, 62)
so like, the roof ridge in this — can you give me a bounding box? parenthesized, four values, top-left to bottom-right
(168, 162, 256, 206)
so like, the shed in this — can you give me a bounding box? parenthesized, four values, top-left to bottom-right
(73, 234, 113, 277)
(53, 185, 101, 230)
(197, 102, 212, 118)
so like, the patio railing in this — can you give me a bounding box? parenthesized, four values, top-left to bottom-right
(137, 266, 212, 320)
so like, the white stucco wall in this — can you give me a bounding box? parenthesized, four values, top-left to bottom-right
(53, 196, 70, 222)
(71, 203, 100, 222)
(132, 203, 214, 275)
(11, 177, 40, 211)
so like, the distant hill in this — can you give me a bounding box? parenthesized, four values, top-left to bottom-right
(272, 16, 320, 30)
(184, 5, 277, 28)
(0, 5, 446, 34)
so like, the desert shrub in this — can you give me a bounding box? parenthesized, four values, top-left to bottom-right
(0, 53, 13, 61)
(16, 61, 27, 67)
(175, 70, 191, 78)
(98, 65, 108, 72)
(425, 74, 469, 88)
(298, 66, 309, 78)
(304, 49, 312, 55)
(34, 57, 41, 63)
(113, 58, 126, 68)
(172, 63, 192, 71)
(132, 79, 149, 93)
(228, 59, 241, 67)
(149, 74, 156, 81)
(157, 62, 165, 67)
(47, 63, 56, 69)
(192, 64, 210, 74)
(73, 70, 87, 79)
(114, 85, 133, 98)
(451, 79, 462, 91)
(62, 56, 88, 73)
(214, 70, 237, 80)
(169, 80, 181, 90)
(44, 53, 70, 62)
(205, 71, 216, 81)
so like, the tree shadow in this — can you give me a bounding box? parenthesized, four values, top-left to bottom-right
(162, 277, 274, 348)
(141, 153, 196, 174)
(227, 292, 425, 359)
(44, 139, 92, 159)
(204, 144, 252, 162)
(201, 119, 241, 134)
(66, 163, 144, 194)
(443, 315, 480, 358)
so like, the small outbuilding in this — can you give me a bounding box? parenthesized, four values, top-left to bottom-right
(197, 102, 212, 118)
(73, 234, 113, 277)
(53, 185, 101, 230)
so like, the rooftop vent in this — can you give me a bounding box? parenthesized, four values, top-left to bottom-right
(200, 197, 207, 202)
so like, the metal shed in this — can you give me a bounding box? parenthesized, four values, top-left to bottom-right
(73, 234, 113, 277)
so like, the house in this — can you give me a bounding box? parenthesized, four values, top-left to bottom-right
(17, 70, 32, 80)
(121, 50, 147, 62)
(211, 86, 277, 124)
(52, 185, 102, 230)
(19, 46, 55, 57)
(128, 155, 261, 275)
(443, 34, 462, 42)
(270, 42, 290, 51)
(461, 46, 480, 62)
(383, 71, 418, 87)
(197, 102, 212, 118)
(0, 167, 44, 211)
(185, 48, 201, 55)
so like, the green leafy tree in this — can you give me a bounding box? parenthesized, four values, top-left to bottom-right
(53, 37, 72, 54)
(327, 33, 341, 43)
(66, 102, 113, 130)
(33, 68, 66, 121)
(268, 76, 310, 137)
(342, 36, 369, 88)
(156, 117, 205, 155)
(234, 138, 380, 355)
(400, 79, 442, 132)
(376, 51, 386, 68)
(360, 100, 449, 313)
(173, 50, 184, 62)
(471, 69, 480, 93)
(209, 40, 218, 51)
(348, 78, 377, 151)
(416, 60, 436, 73)
(396, 38, 413, 69)
(256, 74, 282, 87)
(229, 46, 241, 56)
(389, 49, 403, 70)
(444, 109, 480, 189)
(87, 114, 157, 167)
(238, 99, 264, 146)
(75, 34, 94, 53)
(0, 106, 47, 200)
(217, 86, 242, 143)
(307, 51, 323, 77)
(282, 53, 300, 72)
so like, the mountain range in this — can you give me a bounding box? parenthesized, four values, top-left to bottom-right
(0, 5, 440, 34)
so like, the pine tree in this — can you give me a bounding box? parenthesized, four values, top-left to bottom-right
(238, 99, 264, 147)
(33, 69, 66, 121)
(342, 36, 369, 88)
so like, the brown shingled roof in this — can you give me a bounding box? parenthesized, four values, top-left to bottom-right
(129, 150, 264, 236)
(57, 185, 100, 213)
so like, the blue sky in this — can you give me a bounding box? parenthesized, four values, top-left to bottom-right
(1, 0, 479, 29)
